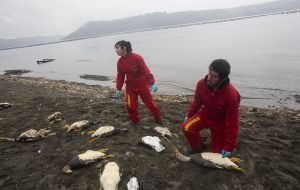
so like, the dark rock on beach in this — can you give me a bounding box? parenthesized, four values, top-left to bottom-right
(4, 69, 31, 76)
(294, 94, 300, 104)
(80, 74, 112, 81)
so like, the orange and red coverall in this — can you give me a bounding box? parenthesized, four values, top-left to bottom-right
(180, 77, 240, 153)
(116, 52, 163, 123)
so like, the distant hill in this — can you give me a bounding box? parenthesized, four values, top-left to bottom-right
(0, 35, 63, 50)
(64, 0, 300, 40)
(1, 0, 299, 49)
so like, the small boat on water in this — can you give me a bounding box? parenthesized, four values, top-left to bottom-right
(37, 59, 55, 64)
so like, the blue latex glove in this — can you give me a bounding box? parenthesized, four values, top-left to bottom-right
(184, 116, 189, 122)
(221, 149, 231, 158)
(115, 90, 121, 99)
(150, 84, 158, 93)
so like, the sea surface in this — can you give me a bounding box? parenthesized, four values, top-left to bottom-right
(1, 12, 300, 110)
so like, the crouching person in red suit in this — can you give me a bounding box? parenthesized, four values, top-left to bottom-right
(114, 40, 163, 124)
(180, 59, 240, 158)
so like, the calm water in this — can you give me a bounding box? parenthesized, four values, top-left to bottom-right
(1, 13, 300, 110)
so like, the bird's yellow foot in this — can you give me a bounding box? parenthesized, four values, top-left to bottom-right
(104, 154, 115, 159)
(175, 149, 181, 157)
(98, 148, 108, 152)
(232, 166, 245, 174)
(87, 131, 95, 135)
(89, 137, 99, 143)
(47, 132, 56, 136)
(63, 124, 70, 129)
(230, 157, 243, 163)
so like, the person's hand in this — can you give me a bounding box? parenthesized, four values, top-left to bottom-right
(150, 84, 158, 93)
(184, 116, 189, 122)
(221, 149, 231, 158)
(115, 90, 121, 99)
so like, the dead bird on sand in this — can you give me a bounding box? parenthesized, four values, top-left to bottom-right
(0, 128, 56, 142)
(63, 120, 91, 132)
(46, 112, 63, 124)
(99, 161, 121, 190)
(0, 102, 12, 109)
(139, 136, 165, 152)
(63, 149, 114, 174)
(88, 126, 128, 143)
(127, 177, 139, 190)
(153, 126, 179, 142)
(175, 149, 244, 173)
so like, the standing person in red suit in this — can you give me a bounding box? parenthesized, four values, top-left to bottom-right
(114, 40, 163, 124)
(180, 59, 240, 158)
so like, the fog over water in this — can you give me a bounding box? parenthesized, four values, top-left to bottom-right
(1, 12, 299, 109)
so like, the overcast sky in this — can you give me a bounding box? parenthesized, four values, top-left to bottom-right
(0, 0, 277, 39)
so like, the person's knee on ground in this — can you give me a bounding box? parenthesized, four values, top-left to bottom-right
(180, 124, 202, 153)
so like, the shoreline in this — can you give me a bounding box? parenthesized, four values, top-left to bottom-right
(1, 73, 299, 110)
(0, 74, 299, 189)
(0, 75, 194, 103)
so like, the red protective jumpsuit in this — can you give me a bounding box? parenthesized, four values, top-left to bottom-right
(180, 77, 240, 153)
(116, 52, 163, 124)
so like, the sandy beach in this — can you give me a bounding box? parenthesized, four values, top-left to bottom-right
(0, 75, 299, 190)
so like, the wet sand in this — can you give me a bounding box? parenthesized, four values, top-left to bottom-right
(0, 75, 299, 190)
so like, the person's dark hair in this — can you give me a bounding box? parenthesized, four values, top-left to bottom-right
(209, 59, 231, 79)
(115, 40, 132, 52)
